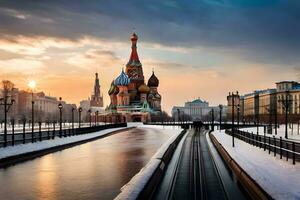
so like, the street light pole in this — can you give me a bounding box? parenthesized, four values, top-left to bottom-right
(237, 104, 240, 131)
(211, 108, 215, 131)
(177, 108, 180, 123)
(285, 91, 289, 139)
(88, 109, 92, 127)
(58, 97, 63, 138)
(96, 111, 99, 126)
(219, 104, 223, 132)
(71, 107, 75, 131)
(78, 107, 82, 128)
(31, 91, 35, 143)
(0, 96, 15, 147)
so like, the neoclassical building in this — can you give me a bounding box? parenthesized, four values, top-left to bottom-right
(106, 33, 162, 122)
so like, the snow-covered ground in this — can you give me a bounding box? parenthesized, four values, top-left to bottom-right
(212, 130, 300, 199)
(0, 126, 130, 160)
(115, 126, 184, 200)
(240, 125, 300, 141)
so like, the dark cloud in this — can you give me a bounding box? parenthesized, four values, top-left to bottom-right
(0, 0, 299, 64)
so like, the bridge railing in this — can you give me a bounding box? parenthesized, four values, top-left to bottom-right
(0, 123, 127, 148)
(225, 129, 300, 164)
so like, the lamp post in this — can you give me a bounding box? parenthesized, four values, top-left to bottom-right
(231, 91, 239, 147)
(28, 80, 36, 143)
(177, 108, 180, 123)
(219, 104, 223, 131)
(0, 80, 15, 147)
(211, 108, 215, 131)
(237, 103, 240, 131)
(58, 97, 63, 138)
(78, 107, 82, 128)
(95, 110, 99, 126)
(231, 92, 235, 147)
(71, 107, 75, 132)
(88, 109, 92, 127)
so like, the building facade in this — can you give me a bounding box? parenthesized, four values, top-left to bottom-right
(171, 98, 227, 121)
(0, 82, 76, 123)
(227, 81, 300, 124)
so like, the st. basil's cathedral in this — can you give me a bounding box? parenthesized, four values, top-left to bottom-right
(106, 32, 162, 122)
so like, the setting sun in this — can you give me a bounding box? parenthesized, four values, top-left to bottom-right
(27, 80, 36, 90)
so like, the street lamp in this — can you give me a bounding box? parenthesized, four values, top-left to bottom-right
(78, 107, 82, 128)
(58, 97, 63, 138)
(88, 109, 92, 127)
(211, 108, 215, 131)
(95, 110, 99, 126)
(218, 104, 223, 131)
(231, 91, 239, 147)
(237, 103, 240, 131)
(28, 80, 36, 143)
(71, 107, 75, 132)
(0, 80, 15, 147)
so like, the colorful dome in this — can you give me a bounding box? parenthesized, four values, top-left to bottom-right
(147, 71, 159, 87)
(138, 84, 150, 93)
(108, 81, 119, 95)
(114, 70, 130, 86)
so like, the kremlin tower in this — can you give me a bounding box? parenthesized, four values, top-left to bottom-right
(90, 73, 103, 107)
(107, 33, 162, 122)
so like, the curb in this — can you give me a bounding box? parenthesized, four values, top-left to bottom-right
(209, 132, 272, 200)
(137, 129, 186, 200)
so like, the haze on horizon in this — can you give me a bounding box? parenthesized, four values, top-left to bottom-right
(0, 0, 299, 113)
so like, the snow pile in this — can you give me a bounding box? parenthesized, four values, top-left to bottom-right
(212, 131, 300, 199)
(115, 127, 184, 200)
(0, 127, 129, 160)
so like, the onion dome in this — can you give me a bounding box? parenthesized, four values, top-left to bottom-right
(147, 71, 159, 87)
(138, 84, 150, 93)
(108, 80, 119, 95)
(114, 70, 130, 86)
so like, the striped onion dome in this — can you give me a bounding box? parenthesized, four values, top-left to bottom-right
(114, 70, 130, 86)
(108, 80, 119, 95)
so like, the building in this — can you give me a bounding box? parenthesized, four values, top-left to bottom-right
(227, 81, 300, 124)
(106, 32, 162, 122)
(90, 73, 103, 108)
(0, 81, 76, 123)
(171, 98, 227, 121)
(227, 92, 241, 121)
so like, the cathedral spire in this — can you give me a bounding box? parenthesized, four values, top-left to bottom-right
(94, 72, 100, 97)
(126, 32, 141, 67)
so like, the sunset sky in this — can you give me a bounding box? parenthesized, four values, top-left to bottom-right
(0, 0, 299, 113)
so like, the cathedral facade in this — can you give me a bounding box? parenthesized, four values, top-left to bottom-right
(107, 33, 162, 122)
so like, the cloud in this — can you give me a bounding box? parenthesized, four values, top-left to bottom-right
(0, 0, 299, 65)
(66, 49, 122, 69)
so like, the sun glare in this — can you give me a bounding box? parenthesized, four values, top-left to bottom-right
(28, 80, 36, 90)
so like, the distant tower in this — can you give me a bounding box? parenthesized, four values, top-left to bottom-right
(90, 73, 104, 107)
